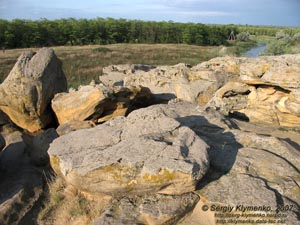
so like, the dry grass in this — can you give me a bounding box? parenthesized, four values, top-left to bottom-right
(0, 43, 232, 88)
(38, 176, 111, 225)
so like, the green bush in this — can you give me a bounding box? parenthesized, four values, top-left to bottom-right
(275, 30, 287, 40)
(236, 32, 250, 42)
(92, 47, 112, 53)
(264, 41, 286, 55)
(293, 33, 300, 42)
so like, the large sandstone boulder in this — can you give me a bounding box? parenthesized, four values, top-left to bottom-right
(52, 85, 153, 125)
(48, 104, 210, 197)
(52, 85, 106, 124)
(0, 48, 67, 132)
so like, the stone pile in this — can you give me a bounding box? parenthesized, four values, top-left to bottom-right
(0, 48, 299, 225)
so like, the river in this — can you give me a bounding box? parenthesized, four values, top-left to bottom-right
(243, 42, 267, 57)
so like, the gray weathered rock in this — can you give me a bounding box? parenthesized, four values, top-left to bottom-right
(100, 64, 155, 87)
(93, 193, 199, 225)
(48, 104, 210, 196)
(0, 48, 67, 132)
(124, 63, 195, 102)
(181, 105, 300, 225)
(56, 120, 96, 136)
(108, 61, 234, 104)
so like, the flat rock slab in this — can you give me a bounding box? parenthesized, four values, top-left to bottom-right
(48, 104, 210, 196)
(56, 120, 96, 136)
(93, 193, 199, 225)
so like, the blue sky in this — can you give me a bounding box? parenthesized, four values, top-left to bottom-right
(0, 0, 299, 26)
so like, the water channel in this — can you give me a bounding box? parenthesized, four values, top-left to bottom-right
(243, 42, 267, 57)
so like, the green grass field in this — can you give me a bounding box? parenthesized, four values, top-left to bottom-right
(0, 43, 254, 88)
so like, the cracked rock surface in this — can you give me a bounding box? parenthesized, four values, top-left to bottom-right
(48, 103, 210, 196)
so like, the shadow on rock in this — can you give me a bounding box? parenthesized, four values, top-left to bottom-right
(0, 135, 54, 225)
(283, 138, 300, 151)
(176, 115, 243, 189)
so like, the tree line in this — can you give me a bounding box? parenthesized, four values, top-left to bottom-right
(236, 24, 300, 37)
(0, 18, 240, 48)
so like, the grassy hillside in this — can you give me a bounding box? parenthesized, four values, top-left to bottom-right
(0, 43, 252, 88)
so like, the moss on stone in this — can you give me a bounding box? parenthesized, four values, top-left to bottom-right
(143, 169, 176, 184)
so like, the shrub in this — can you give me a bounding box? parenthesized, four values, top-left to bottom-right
(92, 47, 112, 53)
(237, 32, 250, 42)
(293, 33, 300, 42)
(275, 30, 291, 44)
(275, 30, 287, 40)
(264, 42, 286, 55)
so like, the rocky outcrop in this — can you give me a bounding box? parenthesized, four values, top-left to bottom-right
(99, 63, 228, 104)
(52, 85, 153, 125)
(123, 63, 228, 103)
(100, 55, 300, 127)
(49, 100, 300, 224)
(205, 55, 300, 126)
(0, 48, 67, 132)
(2, 49, 300, 224)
